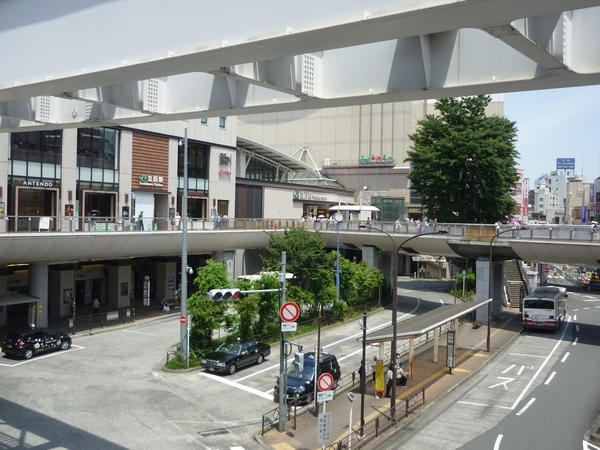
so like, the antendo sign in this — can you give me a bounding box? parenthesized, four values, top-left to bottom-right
(556, 158, 575, 170)
(22, 181, 53, 187)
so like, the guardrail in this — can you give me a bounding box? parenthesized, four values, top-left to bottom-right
(0, 216, 598, 244)
(69, 307, 136, 334)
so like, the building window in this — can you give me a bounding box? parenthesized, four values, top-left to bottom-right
(200, 118, 208, 125)
(77, 127, 119, 170)
(219, 117, 226, 129)
(10, 130, 62, 163)
(178, 141, 208, 182)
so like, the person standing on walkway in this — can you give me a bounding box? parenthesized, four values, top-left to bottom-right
(138, 211, 144, 231)
(173, 212, 181, 230)
(93, 298, 100, 314)
(366, 217, 371, 231)
(385, 364, 394, 398)
(372, 355, 378, 383)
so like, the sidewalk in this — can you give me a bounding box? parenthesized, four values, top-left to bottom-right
(259, 308, 523, 450)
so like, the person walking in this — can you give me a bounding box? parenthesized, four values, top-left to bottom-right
(591, 221, 598, 240)
(366, 217, 371, 231)
(394, 218, 400, 232)
(173, 212, 181, 230)
(372, 355, 378, 383)
(93, 298, 100, 314)
(385, 364, 394, 398)
(138, 211, 144, 231)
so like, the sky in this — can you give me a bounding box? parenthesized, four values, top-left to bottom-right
(504, 85, 600, 183)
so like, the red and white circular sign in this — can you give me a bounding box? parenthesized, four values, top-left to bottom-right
(317, 373, 334, 391)
(280, 302, 300, 323)
(179, 315, 187, 324)
(544, 267, 550, 274)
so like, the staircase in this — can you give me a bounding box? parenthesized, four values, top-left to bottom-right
(505, 259, 529, 309)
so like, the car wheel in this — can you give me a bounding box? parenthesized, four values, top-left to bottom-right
(228, 364, 237, 375)
(23, 348, 34, 360)
(60, 340, 71, 350)
(257, 354, 264, 365)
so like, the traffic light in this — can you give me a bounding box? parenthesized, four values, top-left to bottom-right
(293, 352, 304, 372)
(208, 289, 241, 301)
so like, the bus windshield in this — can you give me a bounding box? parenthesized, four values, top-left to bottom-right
(524, 299, 555, 310)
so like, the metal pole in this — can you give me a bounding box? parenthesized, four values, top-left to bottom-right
(360, 312, 367, 434)
(336, 218, 341, 303)
(487, 232, 494, 353)
(180, 127, 189, 364)
(348, 398, 354, 450)
(313, 305, 322, 417)
(278, 252, 287, 433)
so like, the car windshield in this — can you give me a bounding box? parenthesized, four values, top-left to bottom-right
(217, 343, 241, 355)
(287, 362, 315, 381)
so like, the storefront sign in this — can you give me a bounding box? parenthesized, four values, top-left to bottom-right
(219, 153, 232, 165)
(293, 190, 328, 202)
(22, 181, 53, 187)
(138, 174, 164, 187)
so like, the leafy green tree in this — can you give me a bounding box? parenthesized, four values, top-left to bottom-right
(262, 228, 335, 315)
(187, 260, 230, 348)
(406, 95, 519, 223)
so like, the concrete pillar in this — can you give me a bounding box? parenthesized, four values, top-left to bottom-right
(155, 261, 176, 302)
(475, 259, 491, 324)
(107, 265, 134, 308)
(212, 251, 236, 280)
(361, 246, 379, 269)
(405, 255, 412, 277)
(29, 263, 49, 328)
(50, 268, 75, 318)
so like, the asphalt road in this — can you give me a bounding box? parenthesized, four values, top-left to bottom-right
(378, 287, 600, 449)
(0, 278, 454, 450)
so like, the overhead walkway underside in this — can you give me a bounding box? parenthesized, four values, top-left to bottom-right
(0, 225, 598, 268)
(2, 0, 600, 131)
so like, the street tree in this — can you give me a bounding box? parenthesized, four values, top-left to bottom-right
(187, 260, 230, 348)
(263, 227, 335, 315)
(406, 95, 519, 223)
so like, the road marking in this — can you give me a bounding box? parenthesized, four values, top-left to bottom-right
(502, 364, 515, 374)
(0, 345, 83, 367)
(510, 316, 570, 410)
(561, 352, 570, 363)
(516, 398, 535, 416)
(121, 329, 160, 336)
(572, 309, 579, 312)
(199, 372, 273, 401)
(574, 315, 577, 321)
(489, 377, 514, 390)
(517, 365, 525, 375)
(456, 401, 511, 410)
(494, 434, 503, 450)
(544, 371, 556, 385)
(576, 325, 579, 332)
(453, 367, 471, 373)
(508, 352, 546, 359)
(573, 337, 579, 345)
(584, 307, 590, 310)
(584, 299, 600, 302)
(583, 441, 600, 449)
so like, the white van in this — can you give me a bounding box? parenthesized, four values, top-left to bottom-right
(522, 286, 568, 331)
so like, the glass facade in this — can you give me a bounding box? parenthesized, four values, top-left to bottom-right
(77, 127, 119, 190)
(245, 158, 289, 183)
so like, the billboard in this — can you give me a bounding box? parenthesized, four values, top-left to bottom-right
(556, 158, 575, 170)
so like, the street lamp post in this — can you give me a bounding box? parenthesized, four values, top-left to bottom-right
(335, 212, 343, 302)
(180, 127, 189, 364)
(488, 226, 526, 351)
(360, 226, 448, 412)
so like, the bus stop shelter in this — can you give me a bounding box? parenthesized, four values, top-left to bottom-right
(365, 299, 492, 378)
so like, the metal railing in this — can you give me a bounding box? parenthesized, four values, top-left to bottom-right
(0, 216, 599, 244)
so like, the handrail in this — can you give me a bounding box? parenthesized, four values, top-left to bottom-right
(0, 216, 598, 244)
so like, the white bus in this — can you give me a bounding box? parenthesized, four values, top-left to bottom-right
(522, 286, 568, 331)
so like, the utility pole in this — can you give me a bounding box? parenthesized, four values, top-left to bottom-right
(277, 252, 287, 433)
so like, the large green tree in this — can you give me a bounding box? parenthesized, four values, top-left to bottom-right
(406, 95, 519, 223)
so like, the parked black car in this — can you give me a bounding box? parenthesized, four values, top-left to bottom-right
(201, 339, 271, 375)
(2, 329, 72, 359)
(273, 351, 341, 404)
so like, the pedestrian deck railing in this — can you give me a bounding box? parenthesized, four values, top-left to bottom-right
(0, 215, 598, 244)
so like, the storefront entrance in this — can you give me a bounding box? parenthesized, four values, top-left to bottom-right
(15, 188, 58, 231)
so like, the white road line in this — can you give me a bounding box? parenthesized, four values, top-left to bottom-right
(583, 307, 590, 310)
(508, 353, 547, 359)
(561, 352, 570, 363)
(0, 345, 84, 367)
(516, 398, 535, 416)
(121, 329, 160, 336)
(517, 365, 525, 376)
(199, 372, 273, 401)
(494, 434, 503, 450)
(456, 401, 512, 410)
(574, 315, 577, 321)
(544, 371, 556, 385)
(502, 364, 515, 374)
(573, 337, 579, 345)
(584, 299, 600, 302)
(510, 316, 570, 410)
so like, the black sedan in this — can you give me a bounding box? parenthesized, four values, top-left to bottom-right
(2, 328, 72, 359)
(201, 339, 271, 375)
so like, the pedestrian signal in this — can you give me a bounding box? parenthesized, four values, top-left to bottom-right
(293, 352, 304, 372)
